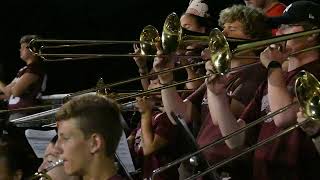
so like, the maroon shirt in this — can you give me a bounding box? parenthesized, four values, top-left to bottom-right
(8, 61, 46, 110)
(108, 175, 125, 180)
(186, 64, 266, 179)
(133, 111, 179, 180)
(240, 60, 320, 180)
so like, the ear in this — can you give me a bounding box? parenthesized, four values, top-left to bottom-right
(89, 133, 103, 154)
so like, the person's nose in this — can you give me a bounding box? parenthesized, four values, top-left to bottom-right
(54, 138, 63, 155)
(222, 29, 228, 37)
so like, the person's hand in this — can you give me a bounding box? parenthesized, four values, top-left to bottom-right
(205, 61, 227, 95)
(260, 44, 289, 68)
(153, 44, 175, 84)
(297, 109, 320, 136)
(132, 43, 148, 73)
(201, 47, 211, 61)
(135, 96, 153, 114)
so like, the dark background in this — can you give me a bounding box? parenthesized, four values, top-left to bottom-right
(0, 0, 301, 95)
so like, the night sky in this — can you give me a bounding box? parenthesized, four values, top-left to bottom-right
(0, 0, 299, 95)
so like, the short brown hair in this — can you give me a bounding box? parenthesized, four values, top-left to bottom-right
(19, 34, 39, 44)
(218, 5, 271, 39)
(56, 94, 123, 156)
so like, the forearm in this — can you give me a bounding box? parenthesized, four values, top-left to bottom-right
(207, 90, 245, 149)
(0, 81, 12, 97)
(140, 111, 156, 155)
(139, 67, 149, 90)
(185, 68, 203, 90)
(268, 69, 298, 127)
(161, 86, 194, 124)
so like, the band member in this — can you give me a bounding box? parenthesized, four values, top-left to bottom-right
(127, 73, 179, 180)
(207, 1, 320, 180)
(154, 4, 271, 179)
(0, 35, 47, 122)
(244, 0, 286, 36)
(55, 94, 125, 180)
(38, 135, 80, 180)
(244, 0, 286, 17)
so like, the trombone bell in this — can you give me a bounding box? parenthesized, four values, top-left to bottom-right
(295, 70, 320, 120)
(162, 12, 180, 54)
(140, 25, 160, 56)
(209, 28, 232, 75)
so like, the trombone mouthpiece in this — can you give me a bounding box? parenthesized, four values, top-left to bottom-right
(44, 159, 64, 172)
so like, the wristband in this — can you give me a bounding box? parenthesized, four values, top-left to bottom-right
(267, 61, 281, 71)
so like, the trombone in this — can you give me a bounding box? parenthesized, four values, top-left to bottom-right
(7, 89, 193, 125)
(29, 25, 161, 61)
(29, 159, 64, 180)
(150, 70, 320, 180)
(62, 25, 320, 100)
(29, 12, 249, 62)
(9, 26, 320, 123)
(28, 13, 205, 61)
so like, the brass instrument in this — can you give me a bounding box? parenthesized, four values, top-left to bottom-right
(0, 104, 54, 114)
(207, 28, 320, 74)
(29, 159, 64, 180)
(29, 25, 161, 61)
(150, 70, 320, 180)
(28, 12, 208, 61)
(28, 12, 249, 62)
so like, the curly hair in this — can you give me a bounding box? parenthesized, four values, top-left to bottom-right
(218, 5, 271, 39)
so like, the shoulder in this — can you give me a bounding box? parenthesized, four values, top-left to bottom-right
(25, 62, 45, 75)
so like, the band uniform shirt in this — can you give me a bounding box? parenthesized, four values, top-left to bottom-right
(8, 61, 46, 110)
(240, 60, 320, 180)
(185, 64, 267, 179)
(133, 111, 179, 180)
(108, 174, 125, 180)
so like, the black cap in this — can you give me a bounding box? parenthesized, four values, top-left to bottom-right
(267, 1, 320, 28)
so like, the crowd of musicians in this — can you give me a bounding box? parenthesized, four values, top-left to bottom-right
(1, 0, 320, 179)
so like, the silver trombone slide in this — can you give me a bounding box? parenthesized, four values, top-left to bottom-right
(150, 102, 298, 179)
(184, 119, 311, 180)
(9, 108, 59, 124)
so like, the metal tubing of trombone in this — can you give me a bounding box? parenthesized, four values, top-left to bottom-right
(9, 108, 59, 124)
(7, 63, 260, 125)
(185, 119, 310, 180)
(150, 101, 298, 179)
(30, 159, 64, 180)
(38, 54, 201, 62)
(234, 29, 320, 55)
(115, 62, 261, 102)
(290, 44, 320, 56)
(8, 89, 185, 125)
(31, 39, 155, 46)
(0, 104, 54, 114)
(68, 61, 206, 99)
(115, 76, 209, 101)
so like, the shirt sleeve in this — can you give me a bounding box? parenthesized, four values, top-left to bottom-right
(153, 112, 177, 142)
(25, 62, 45, 77)
(231, 65, 267, 106)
